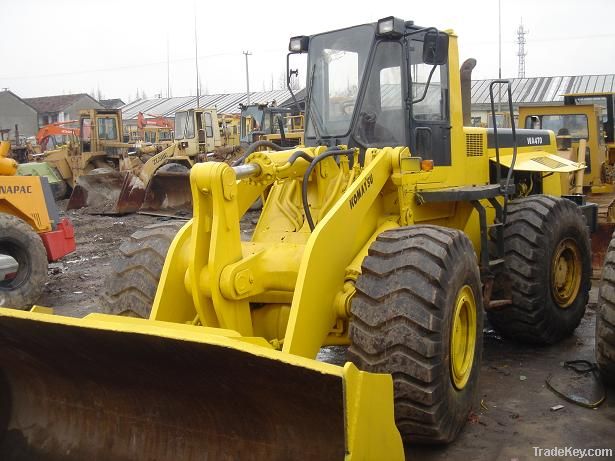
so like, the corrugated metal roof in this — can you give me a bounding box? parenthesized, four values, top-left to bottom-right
(472, 74, 615, 106)
(122, 90, 292, 120)
(123, 74, 615, 120)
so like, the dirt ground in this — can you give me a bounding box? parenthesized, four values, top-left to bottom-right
(38, 204, 615, 460)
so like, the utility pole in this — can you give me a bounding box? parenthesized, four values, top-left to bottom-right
(194, 7, 200, 108)
(166, 36, 171, 98)
(517, 19, 528, 78)
(243, 51, 252, 104)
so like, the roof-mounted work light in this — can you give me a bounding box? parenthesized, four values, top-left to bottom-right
(377, 16, 405, 38)
(289, 36, 309, 52)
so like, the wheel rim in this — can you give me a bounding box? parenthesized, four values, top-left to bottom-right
(0, 239, 31, 292)
(450, 285, 477, 390)
(551, 238, 582, 308)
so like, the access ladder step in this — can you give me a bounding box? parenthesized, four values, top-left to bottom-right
(487, 299, 513, 310)
(489, 258, 505, 268)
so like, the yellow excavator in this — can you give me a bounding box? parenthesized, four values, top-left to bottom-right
(0, 18, 593, 460)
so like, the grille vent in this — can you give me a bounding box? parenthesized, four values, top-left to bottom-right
(531, 156, 567, 169)
(465, 133, 484, 156)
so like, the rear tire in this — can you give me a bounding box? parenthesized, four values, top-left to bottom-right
(103, 222, 183, 318)
(0, 214, 48, 308)
(596, 232, 615, 385)
(348, 225, 483, 444)
(488, 195, 591, 344)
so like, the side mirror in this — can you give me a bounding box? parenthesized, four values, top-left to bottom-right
(423, 31, 448, 65)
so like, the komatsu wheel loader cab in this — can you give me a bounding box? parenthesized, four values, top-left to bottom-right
(0, 18, 591, 460)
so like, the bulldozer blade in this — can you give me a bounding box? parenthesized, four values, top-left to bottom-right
(139, 166, 192, 217)
(0, 310, 403, 461)
(67, 171, 145, 215)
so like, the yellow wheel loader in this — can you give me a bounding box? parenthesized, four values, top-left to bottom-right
(0, 18, 594, 460)
(240, 102, 305, 148)
(519, 95, 615, 273)
(0, 141, 76, 308)
(68, 106, 240, 216)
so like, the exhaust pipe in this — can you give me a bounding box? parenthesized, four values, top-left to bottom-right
(460, 58, 477, 126)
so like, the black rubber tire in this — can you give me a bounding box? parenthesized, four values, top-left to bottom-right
(488, 195, 591, 344)
(0, 214, 48, 308)
(103, 222, 184, 318)
(348, 225, 484, 444)
(596, 232, 615, 385)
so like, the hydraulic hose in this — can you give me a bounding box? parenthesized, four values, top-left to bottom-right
(287, 150, 314, 165)
(232, 140, 285, 166)
(301, 148, 355, 231)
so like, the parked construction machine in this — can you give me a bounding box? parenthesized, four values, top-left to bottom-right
(519, 94, 615, 272)
(240, 102, 304, 148)
(137, 106, 242, 215)
(565, 92, 615, 160)
(519, 102, 612, 193)
(35, 119, 80, 152)
(123, 111, 174, 146)
(0, 18, 594, 460)
(0, 141, 76, 308)
(67, 106, 232, 215)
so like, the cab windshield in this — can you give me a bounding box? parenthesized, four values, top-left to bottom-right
(305, 24, 375, 139)
(175, 111, 195, 140)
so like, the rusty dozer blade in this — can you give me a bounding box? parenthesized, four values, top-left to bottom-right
(139, 163, 192, 218)
(67, 170, 145, 215)
(0, 310, 403, 461)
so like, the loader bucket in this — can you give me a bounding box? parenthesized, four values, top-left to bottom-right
(0, 310, 403, 461)
(66, 170, 145, 215)
(139, 163, 192, 217)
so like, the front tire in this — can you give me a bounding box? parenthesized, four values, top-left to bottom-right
(489, 195, 591, 344)
(0, 214, 48, 308)
(348, 225, 483, 444)
(596, 232, 615, 385)
(103, 222, 183, 318)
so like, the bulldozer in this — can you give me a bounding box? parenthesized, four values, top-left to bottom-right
(0, 141, 76, 308)
(0, 18, 595, 460)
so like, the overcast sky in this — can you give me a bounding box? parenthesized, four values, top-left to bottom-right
(0, 0, 613, 104)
